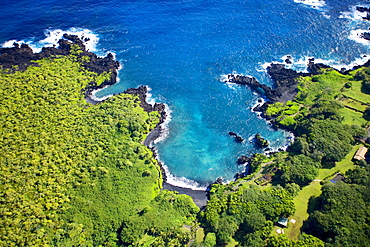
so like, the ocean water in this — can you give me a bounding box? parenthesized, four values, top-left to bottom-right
(1, 0, 370, 189)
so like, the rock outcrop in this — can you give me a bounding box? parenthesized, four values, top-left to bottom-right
(0, 34, 120, 90)
(228, 131, 244, 143)
(255, 133, 269, 149)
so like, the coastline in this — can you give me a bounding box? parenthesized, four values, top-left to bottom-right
(12, 31, 370, 210)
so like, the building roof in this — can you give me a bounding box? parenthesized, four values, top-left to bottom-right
(353, 146, 368, 161)
(330, 173, 345, 183)
(277, 217, 288, 228)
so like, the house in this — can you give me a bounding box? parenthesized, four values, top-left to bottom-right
(353, 146, 368, 161)
(330, 173, 345, 183)
(276, 217, 288, 228)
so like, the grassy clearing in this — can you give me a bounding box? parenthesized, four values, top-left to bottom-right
(226, 238, 239, 247)
(296, 70, 351, 105)
(340, 108, 367, 126)
(195, 227, 205, 244)
(137, 234, 157, 247)
(285, 181, 322, 240)
(341, 98, 367, 112)
(343, 80, 370, 104)
(317, 144, 359, 180)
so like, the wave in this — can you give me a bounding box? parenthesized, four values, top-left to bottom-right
(339, 5, 370, 22)
(153, 103, 172, 144)
(89, 86, 114, 101)
(293, 0, 326, 10)
(145, 86, 156, 106)
(260, 53, 370, 74)
(154, 150, 208, 190)
(348, 29, 370, 46)
(264, 131, 295, 156)
(1, 27, 102, 55)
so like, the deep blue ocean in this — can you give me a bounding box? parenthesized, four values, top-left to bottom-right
(1, 0, 370, 189)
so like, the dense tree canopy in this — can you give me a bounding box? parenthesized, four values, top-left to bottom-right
(303, 182, 370, 247)
(0, 53, 198, 246)
(203, 184, 295, 245)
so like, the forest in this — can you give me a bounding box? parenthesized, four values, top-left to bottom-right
(1, 37, 370, 246)
(0, 43, 199, 246)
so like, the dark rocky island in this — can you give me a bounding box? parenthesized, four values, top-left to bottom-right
(255, 133, 269, 148)
(228, 131, 244, 142)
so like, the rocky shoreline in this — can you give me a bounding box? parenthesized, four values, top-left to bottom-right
(225, 61, 331, 104)
(4, 33, 370, 209)
(224, 56, 370, 176)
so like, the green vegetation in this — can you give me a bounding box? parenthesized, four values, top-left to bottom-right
(266, 101, 303, 130)
(304, 180, 370, 246)
(258, 67, 370, 246)
(2, 39, 370, 246)
(203, 183, 295, 245)
(0, 52, 198, 246)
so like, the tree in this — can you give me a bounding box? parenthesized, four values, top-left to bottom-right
(203, 232, 217, 247)
(281, 155, 320, 186)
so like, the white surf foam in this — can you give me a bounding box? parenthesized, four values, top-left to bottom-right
(220, 73, 248, 90)
(264, 131, 295, 156)
(164, 171, 208, 190)
(153, 103, 172, 144)
(348, 29, 370, 46)
(89, 86, 114, 101)
(293, 0, 326, 10)
(1, 27, 100, 54)
(155, 151, 207, 190)
(250, 97, 266, 113)
(261, 53, 370, 74)
(145, 86, 156, 106)
(339, 5, 370, 22)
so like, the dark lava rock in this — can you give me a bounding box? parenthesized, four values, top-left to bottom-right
(237, 155, 251, 164)
(361, 32, 370, 41)
(355, 6, 370, 21)
(255, 133, 269, 149)
(252, 102, 268, 111)
(0, 34, 120, 89)
(214, 177, 223, 184)
(307, 62, 332, 74)
(228, 131, 244, 143)
(357, 6, 370, 12)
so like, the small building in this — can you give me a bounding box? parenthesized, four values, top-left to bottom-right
(276, 217, 288, 228)
(353, 146, 368, 161)
(330, 173, 345, 184)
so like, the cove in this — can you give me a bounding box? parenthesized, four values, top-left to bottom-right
(2, 0, 369, 188)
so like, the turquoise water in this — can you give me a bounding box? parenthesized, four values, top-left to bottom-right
(1, 0, 370, 188)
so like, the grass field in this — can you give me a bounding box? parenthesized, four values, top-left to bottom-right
(340, 108, 367, 126)
(341, 98, 367, 112)
(343, 80, 370, 104)
(317, 144, 360, 180)
(284, 181, 322, 240)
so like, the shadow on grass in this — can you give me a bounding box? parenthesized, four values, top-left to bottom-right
(361, 84, 370, 95)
